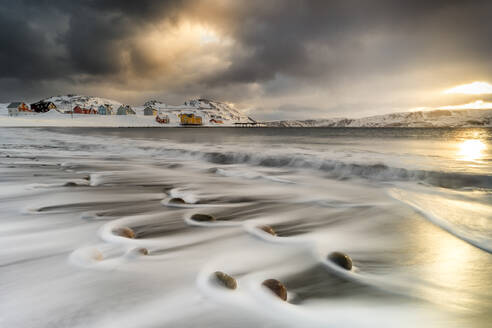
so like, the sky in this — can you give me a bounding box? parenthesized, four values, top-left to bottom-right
(1, 0, 492, 120)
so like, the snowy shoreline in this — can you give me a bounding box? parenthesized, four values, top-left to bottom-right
(0, 110, 244, 128)
(1, 94, 491, 128)
(0, 95, 256, 128)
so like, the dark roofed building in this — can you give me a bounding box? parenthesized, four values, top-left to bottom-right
(143, 106, 157, 116)
(30, 101, 56, 113)
(7, 102, 22, 109)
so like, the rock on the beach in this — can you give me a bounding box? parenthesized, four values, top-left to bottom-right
(137, 248, 149, 255)
(191, 213, 215, 222)
(214, 271, 237, 290)
(169, 197, 186, 204)
(92, 249, 104, 261)
(328, 251, 353, 270)
(64, 182, 78, 187)
(262, 279, 287, 301)
(115, 227, 136, 239)
(258, 225, 276, 236)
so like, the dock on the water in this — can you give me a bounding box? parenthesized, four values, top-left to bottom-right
(234, 122, 266, 127)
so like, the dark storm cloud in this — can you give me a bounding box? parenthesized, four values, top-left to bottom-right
(0, 2, 67, 79)
(0, 0, 491, 116)
(204, 0, 492, 86)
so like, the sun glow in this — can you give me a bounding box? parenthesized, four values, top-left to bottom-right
(444, 81, 492, 95)
(437, 100, 492, 110)
(458, 139, 486, 161)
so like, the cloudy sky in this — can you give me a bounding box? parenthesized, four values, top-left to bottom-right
(1, 0, 491, 120)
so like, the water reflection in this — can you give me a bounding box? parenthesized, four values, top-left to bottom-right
(458, 139, 486, 162)
(413, 217, 492, 323)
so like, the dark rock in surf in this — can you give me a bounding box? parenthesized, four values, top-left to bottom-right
(115, 227, 136, 239)
(258, 225, 276, 236)
(215, 271, 237, 290)
(328, 251, 352, 270)
(137, 248, 149, 255)
(169, 197, 186, 204)
(262, 279, 287, 301)
(191, 213, 215, 222)
(64, 182, 78, 187)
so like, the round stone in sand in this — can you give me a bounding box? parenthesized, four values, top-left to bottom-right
(169, 197, 186, 204)
(137, 248, 149, 255)
(258, 225, 276, 236)
(214, 271, 237, 290)
(115, 227, 136, 239)
(93, 250, 104, 261)
(262, 279, 287, 301)
(328, 251, 352, 270)
(190, 213, 215, 222)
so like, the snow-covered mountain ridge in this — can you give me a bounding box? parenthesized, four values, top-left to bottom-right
(267, 108, 492, 127)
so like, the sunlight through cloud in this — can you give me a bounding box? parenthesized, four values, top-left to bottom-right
(437, 100, 492, 110)
(444, 81, 492, 95)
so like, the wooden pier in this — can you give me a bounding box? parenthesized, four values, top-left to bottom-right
(234, 122, 266, 127)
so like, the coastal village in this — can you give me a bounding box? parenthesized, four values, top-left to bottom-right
(3, 95, 491, 128)
(3, 95, 262, 127)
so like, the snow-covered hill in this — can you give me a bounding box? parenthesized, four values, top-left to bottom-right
(143, 98, 253, 124)
(0, 95, 254, 127)
(267, 108, 492, 127)
(42, 95, 122, 112)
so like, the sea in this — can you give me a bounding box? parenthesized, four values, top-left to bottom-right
(0, 127, 490, 328)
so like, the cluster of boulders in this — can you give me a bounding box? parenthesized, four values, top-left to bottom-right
(108, 210, 353, 304)
(213, 249, 352, 302)
(209, 219, 353, 303)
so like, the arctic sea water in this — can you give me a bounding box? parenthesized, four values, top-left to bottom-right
(0, 127, 490, 327)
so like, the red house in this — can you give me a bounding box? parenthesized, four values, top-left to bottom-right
(73, 105, 98, 114)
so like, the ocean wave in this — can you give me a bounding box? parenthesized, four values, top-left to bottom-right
(186, 149, 492, 189)
(12, 127, 489, 190)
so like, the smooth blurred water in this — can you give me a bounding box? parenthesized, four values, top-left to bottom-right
(0, 127, 490, 328)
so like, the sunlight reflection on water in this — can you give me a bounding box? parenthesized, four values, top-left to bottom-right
(458, 139, 486, 162)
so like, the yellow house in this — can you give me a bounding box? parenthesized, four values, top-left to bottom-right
(179, 113, 202, 125)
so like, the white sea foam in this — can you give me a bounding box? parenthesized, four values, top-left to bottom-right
(0, 127, 490, 327)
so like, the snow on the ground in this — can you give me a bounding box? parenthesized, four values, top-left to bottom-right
(43, 95, 122, 112)
(267, 108, 492, 128)
(0, 95, 253, 127)
(2, 95, 492, 128)
(0, 110, 171, 127)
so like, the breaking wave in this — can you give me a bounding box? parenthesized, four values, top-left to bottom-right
(200, 150, 492, 189)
